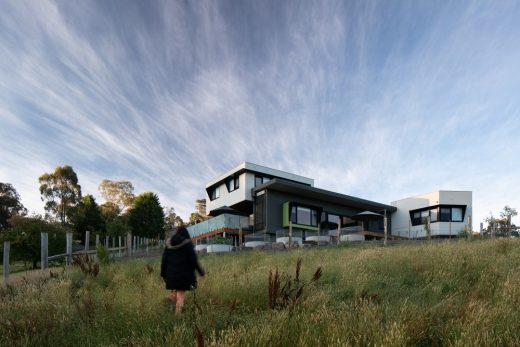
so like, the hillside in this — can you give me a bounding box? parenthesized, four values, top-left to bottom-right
(2, 239, 520, 346)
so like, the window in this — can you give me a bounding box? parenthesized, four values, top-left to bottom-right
(430, 208, 438, 222)
(440, 208, 451, 222)
(328, 214, 340, 230)
(411, 205, 466, 225)
(297, 207, 311, 225)
(255, 175, 271, 187)
(227, 176, 240, 192)
(412, 211, 421, 225)
(452, 207, 463, 222)
(210, 186, 220, 200)
(289, 204, 319, 227)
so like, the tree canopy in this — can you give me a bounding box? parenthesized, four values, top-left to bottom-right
(164, 206, 184, 231)
(99, 180, 134, 213)
(1, 215, 67, 269)
(69, 195, 106, 238)
(128, 192, 164, 238)
(0, 182, 27, 230)
(39, 165, 82, 224)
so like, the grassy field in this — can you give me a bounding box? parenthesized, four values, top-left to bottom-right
(2, 239, 520, 346)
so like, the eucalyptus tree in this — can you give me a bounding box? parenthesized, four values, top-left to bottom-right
(39, 165, 82, 224)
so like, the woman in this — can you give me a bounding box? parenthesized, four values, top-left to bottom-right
(160, 226, 205, 314)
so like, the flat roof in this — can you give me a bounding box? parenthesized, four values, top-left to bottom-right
(206, 162, 314, 189)
(253, 178, 397, 212)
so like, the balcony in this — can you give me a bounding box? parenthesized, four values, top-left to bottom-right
(187, 213, 253, 241)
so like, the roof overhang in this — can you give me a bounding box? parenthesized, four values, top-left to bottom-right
(252, 179, 397, 213)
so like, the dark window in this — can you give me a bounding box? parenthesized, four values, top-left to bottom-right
(290, 206, 297, 223)
(421, 211, 429, 224)
(297, 207, 311, 225)
(440, 208, 451, 222)
(255, 175, 271, 187)
(289, 203, 319, 227)
(227, 176, 240, 192)
(254, 193, 265, 230)
(210, 187, 220, 200)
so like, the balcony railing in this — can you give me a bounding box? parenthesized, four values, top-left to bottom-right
(187, 214, 252, 238)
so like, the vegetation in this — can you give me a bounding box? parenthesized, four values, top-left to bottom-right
(69, 195, 106, 241)
(4, 239, 520, 346)
(98, 179, 135, 213)
(1, 215, 67, 269)
(0, 182, 27, 230)
(484, 205, 518, 237)
(39, 165, 82, 224)
(164, 206, 184, 231)
(128, 192, 165, 238)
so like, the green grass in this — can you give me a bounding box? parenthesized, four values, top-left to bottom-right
(3, 239, 520, 346)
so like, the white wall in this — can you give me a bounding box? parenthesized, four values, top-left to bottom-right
(391, 191, 472, 238)
(206, 162, 314, 213)
(206, 173, 248, 212)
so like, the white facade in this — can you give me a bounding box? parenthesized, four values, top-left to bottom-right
(391, 191, 472, 238)
(206, 162, 314, 214)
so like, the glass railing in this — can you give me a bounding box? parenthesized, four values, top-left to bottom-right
(187, 214, 252, 238)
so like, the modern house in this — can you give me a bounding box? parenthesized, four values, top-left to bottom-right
(391, 191, 473, 239)
(190, 162, 400, 243)
(187, 162, 472, 244)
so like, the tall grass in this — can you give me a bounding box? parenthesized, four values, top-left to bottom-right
(3, 239, 520, 346)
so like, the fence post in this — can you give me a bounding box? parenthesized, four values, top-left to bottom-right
(95, 234, 100, 247)
(85, 230, 90, 252)
(118, 236, 122, 257)
(105, 236, 109, 249)
(146, 238, 149, 254)
(66, 232, 73, 265)
(3, 241, 10, 283)
(41, 232, 48, 270)
(127, 232, 132, 256)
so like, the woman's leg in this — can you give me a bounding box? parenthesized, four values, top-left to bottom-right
(167, 290, 176, 301)
(175, 290, 186, 314)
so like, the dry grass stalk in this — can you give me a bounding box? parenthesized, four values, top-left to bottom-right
(268, 258, 322, 310)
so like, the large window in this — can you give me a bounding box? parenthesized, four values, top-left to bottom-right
(411, 205, 466, 225)
(452, 207, 463, 222)
(290, 204, 319, 227)
(440, 208, 451, 222)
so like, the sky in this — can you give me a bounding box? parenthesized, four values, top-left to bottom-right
(1, 0, 520, 228)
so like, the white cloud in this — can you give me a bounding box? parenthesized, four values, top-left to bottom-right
(1, 0, 520, 227)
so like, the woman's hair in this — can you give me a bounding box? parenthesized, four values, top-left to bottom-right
(175, 226, 191, 240)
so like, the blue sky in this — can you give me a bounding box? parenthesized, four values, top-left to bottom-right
(1, 0, 520, 227)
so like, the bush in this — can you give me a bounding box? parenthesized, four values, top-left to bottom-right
(96, 244, 110, 265)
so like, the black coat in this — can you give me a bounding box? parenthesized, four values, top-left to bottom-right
(160, 234, 204, 291)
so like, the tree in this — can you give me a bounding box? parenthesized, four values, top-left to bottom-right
(39, 165, 82, 224)
(69, 195, 106, 240)
(99, 201, 130, 237)
(98, 180, 135, 213)
(0, 183, 27, 230)
(484, 206, 518, 237)
(187, 212, 206, 226)
(1, 215, 67, 269)
(128, 192, 164, 238)
(164, 206, 184, 231)
(500, 205, 518, 237)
